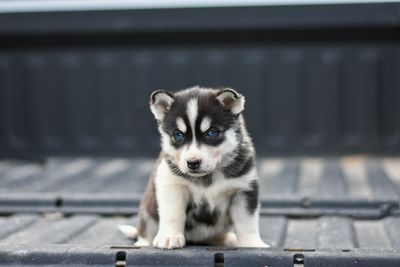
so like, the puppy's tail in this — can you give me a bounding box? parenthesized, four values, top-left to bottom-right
(118, 224, 138, 239)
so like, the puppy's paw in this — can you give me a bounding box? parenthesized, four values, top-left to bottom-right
(118, 225, 138, 239)
(223, 232, 238, 247)
(135, 237, 151, 246)
(153, 233, 185, 249)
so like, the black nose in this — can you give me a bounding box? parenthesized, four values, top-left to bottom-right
(187, 160, 201, 170)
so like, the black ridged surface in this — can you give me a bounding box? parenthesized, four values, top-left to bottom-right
(0, 214, 399, 266)
(0, 213, 399, 249)
(1, 3, 400, 157)
(1, 157, 399, 216)
(0, 156, 399, 266)
(1, 3, 400, 266)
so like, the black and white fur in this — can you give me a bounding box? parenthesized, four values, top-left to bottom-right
(119, 86, 268, 249)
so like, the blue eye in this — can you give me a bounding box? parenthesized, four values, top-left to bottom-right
(174, 131, 185, 141)
(206, 129, 219, 138)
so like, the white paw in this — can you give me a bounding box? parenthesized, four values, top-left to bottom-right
(224, 232, 238, 247)
(118, 225, 138, 239)
(238, 239, 270, 248)
(153, 233, 185, 249)
(135, 237, 151, 246)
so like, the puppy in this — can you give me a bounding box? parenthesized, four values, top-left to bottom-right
(119, 86, 268, 249)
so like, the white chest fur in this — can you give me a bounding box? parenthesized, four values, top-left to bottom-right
(184, 187, 232, 242)
(167, 162, 257, 242)
(156, 159, 257, 243)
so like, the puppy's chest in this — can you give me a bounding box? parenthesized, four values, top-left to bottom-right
(183, 175, 248, 230)
(184, 188, 233, 233)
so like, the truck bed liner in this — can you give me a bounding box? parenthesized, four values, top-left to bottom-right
(0, 157, 399, 266)
(0, 157, 399, 216)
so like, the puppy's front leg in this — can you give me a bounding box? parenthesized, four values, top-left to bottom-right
(153, 164, 188, 249)
(230, 180, 269, 248)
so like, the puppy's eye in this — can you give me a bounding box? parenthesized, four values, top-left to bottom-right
(174, 130, 185, 141)
(206, 129, 219, 138)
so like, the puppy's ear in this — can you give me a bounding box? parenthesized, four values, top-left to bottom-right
(216, 88, 245, 115)
(150, 90, 175, 121)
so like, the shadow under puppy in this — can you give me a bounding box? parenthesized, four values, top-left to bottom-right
(119, 86, 269, 249)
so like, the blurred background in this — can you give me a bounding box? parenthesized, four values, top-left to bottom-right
(1, 0, 399, 159)
(0, 0, 400, 261)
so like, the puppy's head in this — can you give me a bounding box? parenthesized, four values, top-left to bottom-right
(150, 86, 245, 177)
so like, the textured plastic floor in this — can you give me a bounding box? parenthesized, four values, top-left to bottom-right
(0, 213, 399, 249)
(0, 157, 399, 215)
(0, 157, 399, 266)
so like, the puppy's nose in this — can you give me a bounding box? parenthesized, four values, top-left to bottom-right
(187, 160, 201, 170)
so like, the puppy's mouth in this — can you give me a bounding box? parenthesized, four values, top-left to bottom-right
(187, 171, 210, 177)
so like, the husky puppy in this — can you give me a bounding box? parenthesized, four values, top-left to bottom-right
(119, 86, 268, 249)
